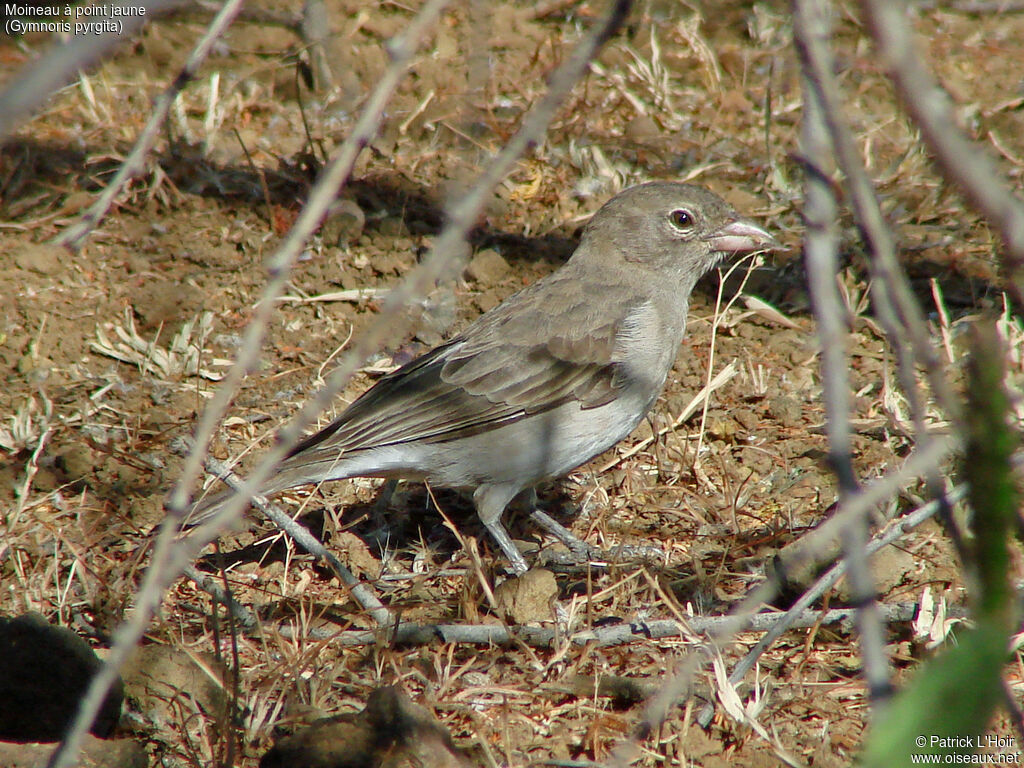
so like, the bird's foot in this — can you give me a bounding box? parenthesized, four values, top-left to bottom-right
(529, 509, 666, 568)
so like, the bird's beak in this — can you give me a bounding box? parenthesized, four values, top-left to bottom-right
(705, 219, 777, 255)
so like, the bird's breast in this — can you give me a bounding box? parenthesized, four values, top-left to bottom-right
(613, 299, 687, 401)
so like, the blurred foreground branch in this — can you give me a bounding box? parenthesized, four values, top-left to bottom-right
(859, 0, 1024, 300)
(0, 0, 178, 140)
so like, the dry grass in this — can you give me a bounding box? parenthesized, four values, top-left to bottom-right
(2, 1, 1024, 766)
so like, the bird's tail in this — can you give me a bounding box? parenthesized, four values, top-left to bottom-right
(180, 450, 368, 529)
(180, 482, 267, 529)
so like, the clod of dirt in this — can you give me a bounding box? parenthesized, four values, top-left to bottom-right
(493, 568, 558, 624)
(463, 248, 510, 285)
(0, 735, 146, 768)
(407, 285, 458, 347)
(767, 394, 803, 428)
(259, 686, 468, 768)
(57, 445, 95, 483)
(624, 114, 662, 142)
(331, 531, 380, 579)
(122, 644, 226, 726)
(837, 544, 917, 601)
(131, 279, 199, 334)
(322, 199, 366, 247)
(567, 673, 658, 707)
(0, 613, 124, 742)
(13, 243, 65, 276)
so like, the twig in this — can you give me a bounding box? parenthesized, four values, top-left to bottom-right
(693, 255, 763, 487)
(859, 0, 1024, 300)
(276, 288, 389, 304)
(199, 456, 393, 627)
(794, 0, 958, 425)
(181, 563, 260, 633)
(793, 0, 892, 707)
(46, 521, 186, 768)
(287, 601, 930, 648)
(204, 457, 392, 625)
(696, 481, 965, 727)
(185, 0, 301, 31)
(0, 0, 177, 140)
(53, 0, 245, 250)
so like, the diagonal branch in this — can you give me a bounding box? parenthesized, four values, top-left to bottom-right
(859, 0, 1024, 301)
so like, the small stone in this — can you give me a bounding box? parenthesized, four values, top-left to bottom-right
(260, 686, 468, 768)
(322, 198, 365, 247)
(493, 568, 558, 624)
(13, 243, 65, 276)
(625, 114, 661, 141)
(767, 395, 802, 428)
(377, 216, 408, 238)
(464, 248, 510, 285)
(123, 645, 226, 725)
(732, 407, 759, 432)
(59, 190, 94, 216)
(58, 445, 95, 481)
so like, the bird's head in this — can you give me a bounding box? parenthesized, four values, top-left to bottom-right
(581, 181, 776, 291)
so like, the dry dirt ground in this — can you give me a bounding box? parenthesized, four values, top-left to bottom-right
(2, 1, 1024, 766)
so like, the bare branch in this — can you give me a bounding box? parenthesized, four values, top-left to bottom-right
(293, 602, 930, 648)
(54, 0, 246, 250)
(794, 0, 893, 708)
(859, 0, 1024, 299)
(0, 0, 179, 140)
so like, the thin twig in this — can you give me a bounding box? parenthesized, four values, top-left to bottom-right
(693, 255, 765, 488)
(859, 0, 1024, 300)
(181, 563, 260, 633)
(0, 0, 177, 140)
(53, 0, 245, 250)
(696, 481, 964, 727)
(793, 0, 959, 427)
(200, 455, 393, 627)
(598, 362, 738, 473)
(793, 0, 893, 707)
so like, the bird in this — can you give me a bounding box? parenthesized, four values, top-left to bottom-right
(188, 182, 775, 574)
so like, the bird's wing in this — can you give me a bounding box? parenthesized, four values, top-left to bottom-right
(286, 273, 639, 458)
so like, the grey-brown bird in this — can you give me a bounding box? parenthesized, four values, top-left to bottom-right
(189, 182, 775, 574)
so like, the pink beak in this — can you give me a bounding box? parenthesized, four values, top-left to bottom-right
(705, 219, 776, 255)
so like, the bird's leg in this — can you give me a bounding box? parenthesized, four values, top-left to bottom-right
(512, 487, 601, 560)
(474, 485, 531, 575)
(483, 518, 530, 576)
(372, 478, 399, 526)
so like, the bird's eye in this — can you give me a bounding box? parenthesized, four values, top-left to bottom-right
(669, 209, 695, 231)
